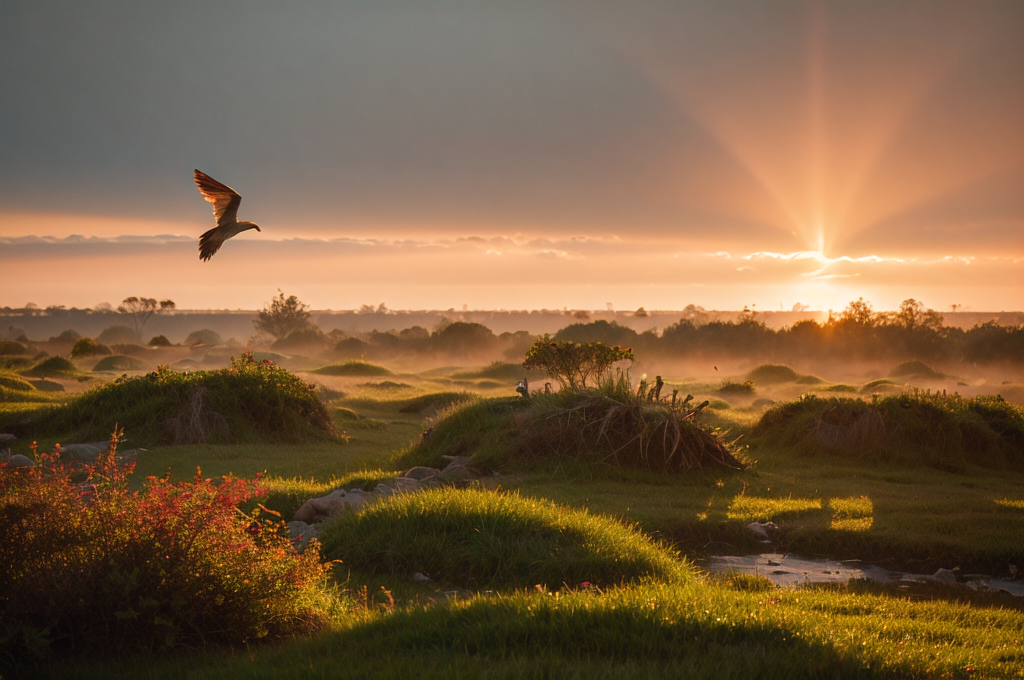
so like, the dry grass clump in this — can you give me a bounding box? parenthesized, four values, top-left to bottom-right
(746, 364, 800, 384)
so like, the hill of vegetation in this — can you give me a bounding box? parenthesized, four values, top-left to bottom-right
(753, 392, 1024, 471)
(0, 353, 343, 445)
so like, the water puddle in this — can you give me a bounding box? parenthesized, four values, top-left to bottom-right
(704, 553, 1024, 597)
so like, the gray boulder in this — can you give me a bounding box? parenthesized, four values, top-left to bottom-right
(7, 454, 35, 468)
(293, 488, 371, 523)
(404, 466, 439, 481)
(60, 444, 103, 464)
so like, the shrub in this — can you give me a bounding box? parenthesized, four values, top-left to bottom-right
(272, 328, 331, 354)
(48, 329, 81, 343)
(0, 444, 337, 666)
(96, 325, 137, 345)
(183, 329, 223, 346)
(312, 361, 391, 377)
(753, 392, 1024, 471)
(11, 353, 343, 445)
(523, 336, 634, 390)
(746, 364, 799, 384)
(70, 338, 111, 358)
(319, 487, 688, 589)
(148, 335, 173, 347)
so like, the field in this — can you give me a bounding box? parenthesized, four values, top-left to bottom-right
(3, 349, 1024, 679)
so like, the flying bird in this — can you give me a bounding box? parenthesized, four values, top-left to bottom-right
(193, 169, 261, 261)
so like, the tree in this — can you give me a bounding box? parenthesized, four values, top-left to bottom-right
(523, 335, 634, 390)
(254, 290, 312, 340)
(892, 299, 943, 333)
(118, 297, 175, 342)
(839, 297, 875, 327)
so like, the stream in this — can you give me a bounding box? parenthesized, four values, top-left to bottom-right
(703, 553, 1024, 597)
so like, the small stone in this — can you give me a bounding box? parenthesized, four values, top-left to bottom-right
(7, 454, 35, 468)
(439, 464, 476, 483)
(413, 572, 431, 582)
(0, 434, 17, 445)
(404, 466, 439, 481)
(931, 568, 957, 585)
(60, 444, 102, 464)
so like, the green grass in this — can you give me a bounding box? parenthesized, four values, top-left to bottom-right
(11, 371, 1024, 679)
(29, 579, 1024, 679)
(320, 487, 688, 590)
(0, 357, 342, 446)
(404, 382, 742, 474)
(450, 361, 541, 382)
(753, 392, 1024, 471)
(312, 361, 392, 377)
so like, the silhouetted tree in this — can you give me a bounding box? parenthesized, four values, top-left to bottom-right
(118, 297, 175, 342)
(254, 291, 312, 340)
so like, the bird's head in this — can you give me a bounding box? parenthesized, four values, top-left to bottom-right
(240, 221, 261, 232)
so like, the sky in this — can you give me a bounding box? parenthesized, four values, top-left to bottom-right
(1, 0, 1022, 313)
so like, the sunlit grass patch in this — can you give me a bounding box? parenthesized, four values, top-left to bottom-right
(829, 496, 874, 531)
(726, 495, 822, 522)
(320, 487, 690, 589)
(257, 470, 397, 517)
(995, 498, 1024, 510)
(312, 361, 392, 377)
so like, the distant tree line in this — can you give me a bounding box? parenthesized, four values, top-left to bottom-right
(555, 299, 1024, 365)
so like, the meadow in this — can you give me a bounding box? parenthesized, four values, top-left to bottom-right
(2, 326, 1024, 679)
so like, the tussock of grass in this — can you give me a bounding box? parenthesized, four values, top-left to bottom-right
(753, 392, 1024, 471)
(312, 361, 391, 377)
(717, 380, 754, 395)
(22, 356, 77, 377)
(92, 354, 151, 372)
(255, 470, 396, 518)
(0, 371, 35, 393)
(319, 487, 689, 589)
(795, 375, 825, 385)
(1, 354, 343, 446)
(746, 364, 799, 384)
(408, 378, 742, 473)
(822, 383, 857, 392)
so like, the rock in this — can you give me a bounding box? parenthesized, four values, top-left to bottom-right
(7, 454, 35, 468)
(439, 464, 475, 483)
(404, 466, 439, 481)
(931, 568, 958, 585)
(413, 572, 431, 582)
(745, 521, 780, 544)
(60, 444, 103, 464)
(0, 434, 17, 446)
(286, 521, 319, 553)
(391, 477, 422, 492)
(440, 455, 471, 468)
(373, 484, 398, 500)
(293, 488, 370, 523)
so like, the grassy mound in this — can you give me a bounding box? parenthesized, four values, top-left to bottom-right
(451, 361, 540, 381)
(861, 378, 900, 393)
(22, 356, 77, 377)
(4, 354, 343, 446)
(890, 360, 945, 380)
(0, 371, 35, 393)
(319, 487, 688, 589)
(753, 392, 1024, 471)
(311, 361, 391, 377)
(795, 375, 825, 385)
(746, 364, 799, 384)
(0, 341, 30, 356)
(92, 355, 151, 372)
(409, 379, 742, 473)
(397, 391, 476, 415)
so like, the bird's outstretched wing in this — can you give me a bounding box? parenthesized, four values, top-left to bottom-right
(194, 169, 241, 227)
